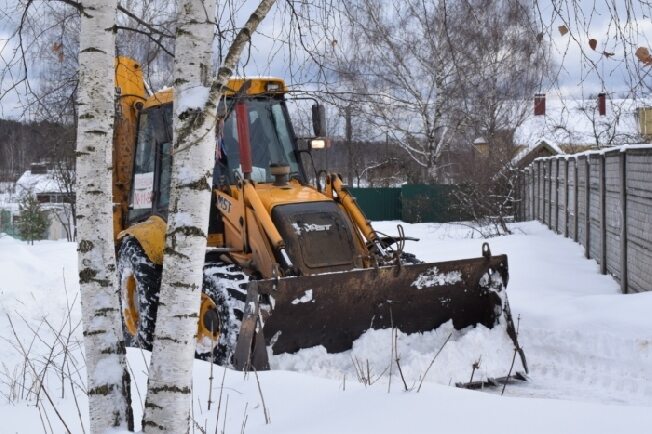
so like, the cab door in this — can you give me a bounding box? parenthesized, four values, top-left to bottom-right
(128, 105, 173, 224)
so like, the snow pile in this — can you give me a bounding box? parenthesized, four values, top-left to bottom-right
(271, 321, 524, 386)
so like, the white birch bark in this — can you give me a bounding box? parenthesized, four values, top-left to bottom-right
(75, 0, 133, 432)
(142, 0, 277, 431)
(141, 1, 217, 432)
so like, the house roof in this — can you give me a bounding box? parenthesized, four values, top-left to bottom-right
(514, 97, 648, 149)
(15, 170, 64, 196)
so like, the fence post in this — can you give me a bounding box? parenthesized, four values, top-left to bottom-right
(555, 158, 560, 233)
(540, 160, 545, 224)
(584, 157, 590, 259)
(523, 167, 532, 221)
(563, 158, 569, 237)
(548, 159, 552, 229)
(540, 160, 544, 224)
(538, 160, 543, 223)
(531, 166, 536, 220)
(619, 150, 628, 293)
(534, 161, 539, 220)
(538, 160, 543, 221)
(599, 154, 607, 275)
(574, 158, 579, 242)
(518, 170, 524, 221)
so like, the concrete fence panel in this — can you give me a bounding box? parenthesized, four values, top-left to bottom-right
(576, 156, 588, 252)
(588, 154, 602, 263)
(521, 145, 652, 293)
(625, 149, 652, 293)
(558, 159, 568, 235)
(604, 151, 623, 280)
(543, 160, 550, 226)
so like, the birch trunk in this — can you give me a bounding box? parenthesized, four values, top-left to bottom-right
(142, 0, 277, 432)
(141, 1, 217, 432)
(75, 0, 133, 432)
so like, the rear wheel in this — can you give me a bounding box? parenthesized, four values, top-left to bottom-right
(117, 237, 161, 350)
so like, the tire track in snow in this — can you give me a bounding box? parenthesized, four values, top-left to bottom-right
(505, 328, 652, 405)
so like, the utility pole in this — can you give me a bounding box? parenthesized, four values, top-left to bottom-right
(345, 106, 353, 186)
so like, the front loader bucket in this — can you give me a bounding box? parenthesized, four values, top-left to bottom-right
(233, 246, 526, 374)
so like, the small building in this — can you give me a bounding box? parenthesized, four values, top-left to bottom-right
(13, 163, 75, 241)
(512, 139, 564, 170)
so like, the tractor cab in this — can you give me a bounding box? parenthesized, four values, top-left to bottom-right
(126, 80, 315, 226)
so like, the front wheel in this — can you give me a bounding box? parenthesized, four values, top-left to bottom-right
(117, 236, 161, 350)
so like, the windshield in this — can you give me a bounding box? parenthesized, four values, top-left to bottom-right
(216, 98, 300, 184)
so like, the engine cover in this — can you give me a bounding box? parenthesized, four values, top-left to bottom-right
(272, 201, 364, 275)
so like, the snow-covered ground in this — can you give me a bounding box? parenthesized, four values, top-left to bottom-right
(1, 221, 651, 433)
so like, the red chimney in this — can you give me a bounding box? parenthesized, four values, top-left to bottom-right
(534, 93, 546, 116)
(598, 92, 606, 116)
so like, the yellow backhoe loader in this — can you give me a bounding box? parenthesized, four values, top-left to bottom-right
(112, 57, 527, 378)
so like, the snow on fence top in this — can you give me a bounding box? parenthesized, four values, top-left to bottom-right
(532, 143, 652, 162)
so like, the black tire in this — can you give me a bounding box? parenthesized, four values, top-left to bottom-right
(117, 237, 161, 350)
(199, 262, 248, 365)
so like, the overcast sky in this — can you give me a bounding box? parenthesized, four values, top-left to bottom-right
(1, 0, 651, 120)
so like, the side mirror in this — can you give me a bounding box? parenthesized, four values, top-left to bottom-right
(312, 104, 327, 137)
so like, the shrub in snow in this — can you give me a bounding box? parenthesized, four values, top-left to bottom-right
(16, 194, 48, 244)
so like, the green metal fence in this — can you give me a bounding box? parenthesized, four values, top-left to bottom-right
(400, 184, 463, 223)
(349, 184, 465, 223)
(0, 209, 20, 238)
(349, 187, 402, 221)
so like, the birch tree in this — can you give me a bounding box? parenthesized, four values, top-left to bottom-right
(323, 0, 546, 183)
(142, 0, 276, 431)
(74, 0, 133, 432)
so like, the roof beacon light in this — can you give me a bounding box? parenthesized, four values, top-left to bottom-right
(266, 82, 281, 92)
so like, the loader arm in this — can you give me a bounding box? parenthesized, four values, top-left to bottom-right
(325, 173, 391, 258)
(242, 181, 294, 271)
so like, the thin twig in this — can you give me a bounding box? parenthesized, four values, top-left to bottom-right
(502, 315, 521, 396)
(208, 331, 217, 410)
(253, 368, 270, 424)
(240, 402, 248, 434)
(417, 332, 453, 392)
(6, 315, 73, 434)
(214, 367, 227, 433)
(394, 329, 408, 392)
